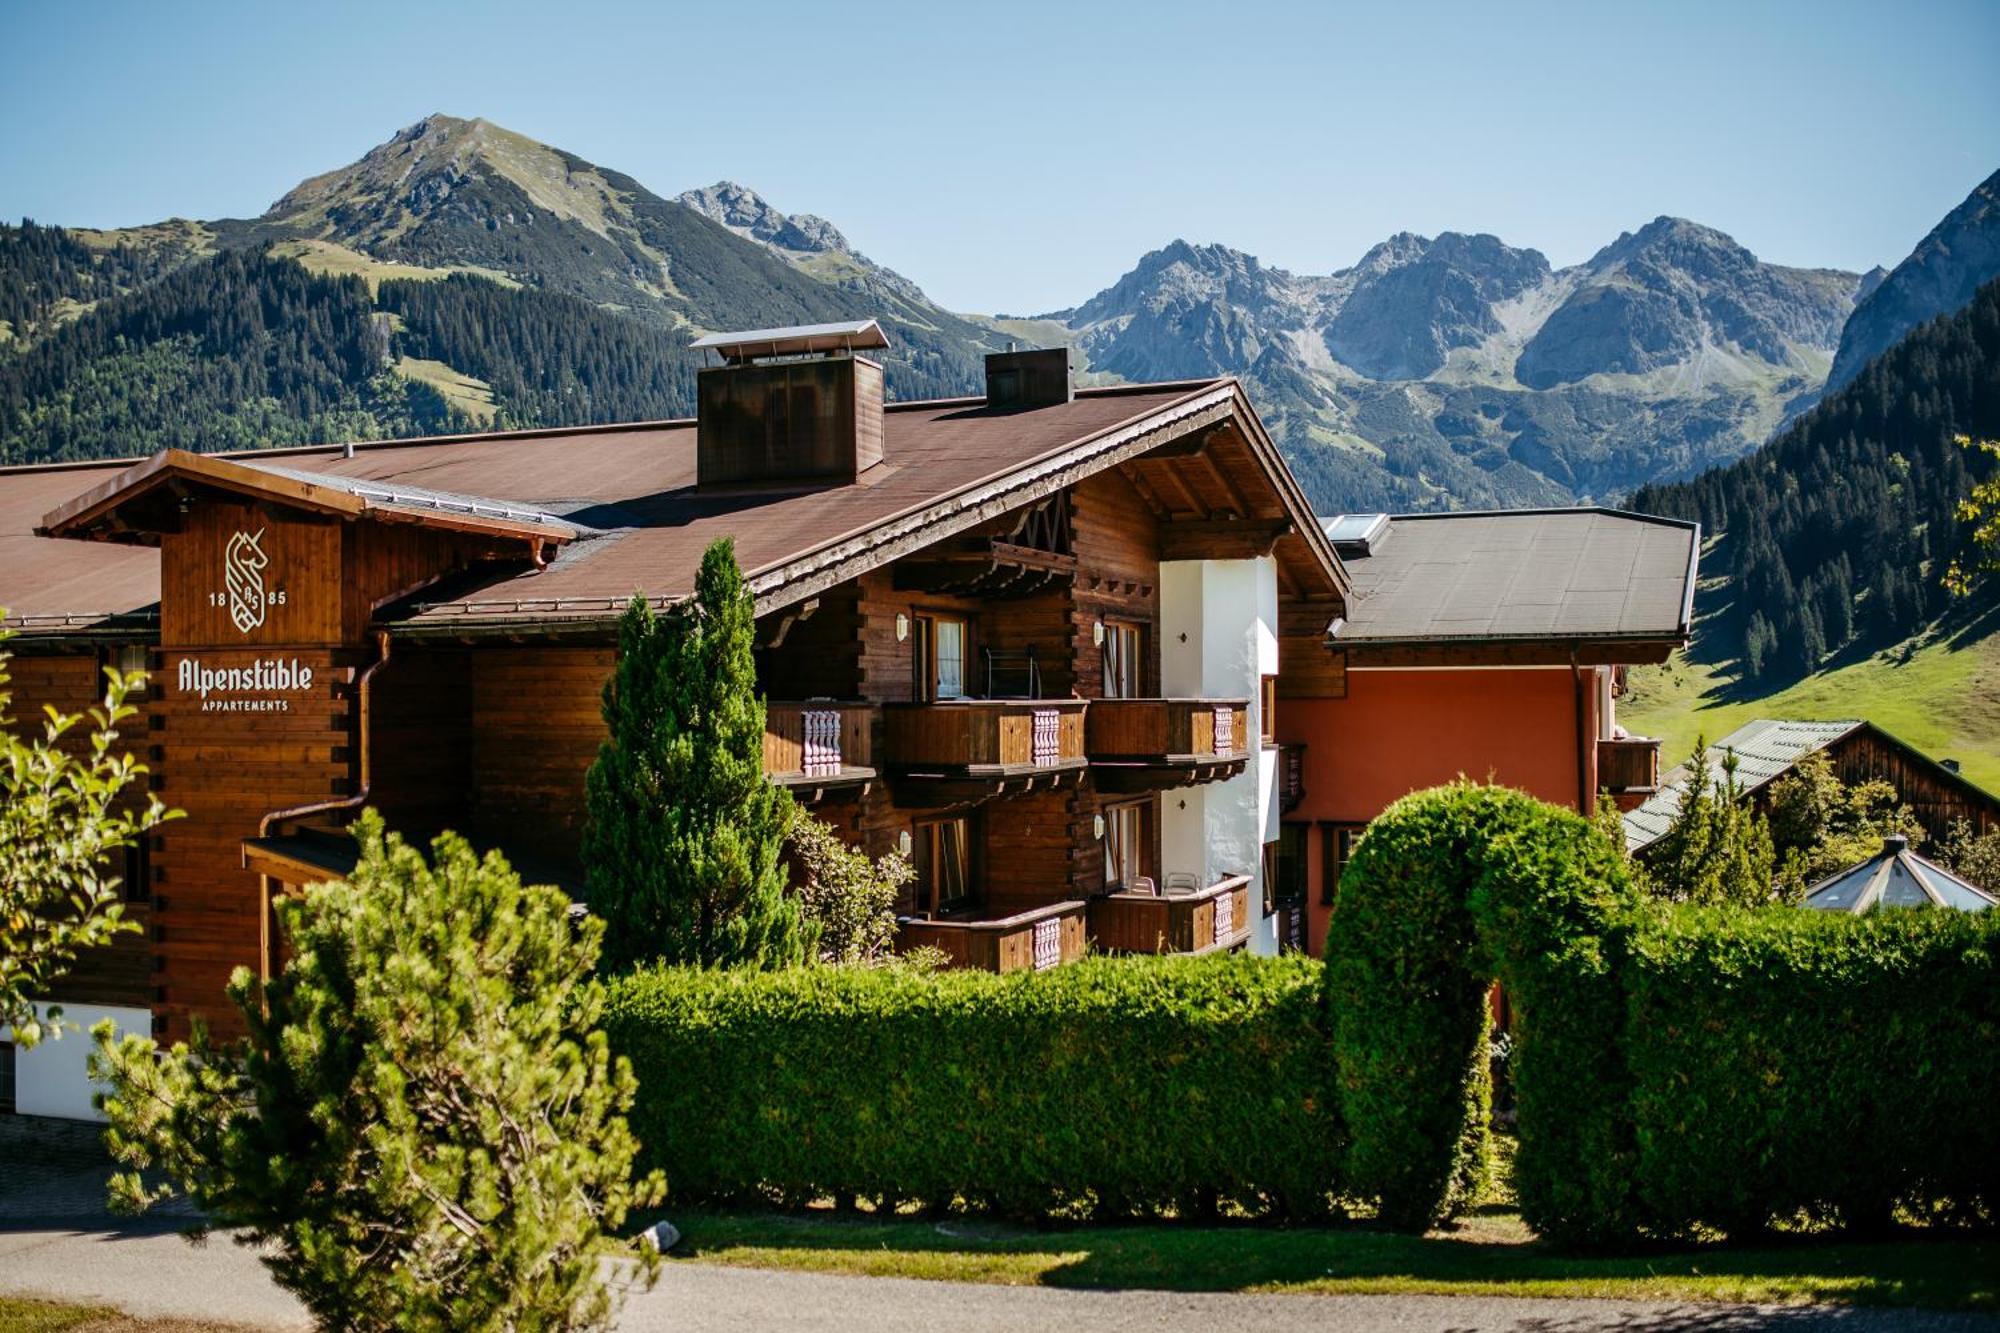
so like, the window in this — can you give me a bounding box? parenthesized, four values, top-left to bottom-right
(1274, 823, 1309, 906)
(914, 815, 973, 916)
(1320, 824, 1362, 906)
(1103, 799, 1150, 889)
(914, 612, 968, 701)
(1101, 620, 1143, 698)
(107, 642, 149, 697)
(1260, 674, 1277, 743)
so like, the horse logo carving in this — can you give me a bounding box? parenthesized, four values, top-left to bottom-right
(224, 527, 270, 634)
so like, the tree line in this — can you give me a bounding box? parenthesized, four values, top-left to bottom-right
(1629, 277, 2000, 681)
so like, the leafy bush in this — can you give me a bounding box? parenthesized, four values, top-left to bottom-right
(1624, 904, 2000, 1237)
(602, 955, 1342, 1221)
(1938, 818, 2000, 894)
(1323, 782, 1640, 1238)
(1766, 749, 1925, 896)
(93, 812, 662, 1333)
(1, 627, 177, 1045)
(786, 812, 909, 965)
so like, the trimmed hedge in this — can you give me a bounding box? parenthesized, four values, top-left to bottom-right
(601, 954, 1343, 1220)
(1323, 782, 1641, 1239)
(1625, 904, 2000, 1237)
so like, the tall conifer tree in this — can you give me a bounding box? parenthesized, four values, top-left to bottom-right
(583, 539, 809, 970)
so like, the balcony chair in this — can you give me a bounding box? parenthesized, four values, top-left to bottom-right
(1163, 872, 1200, 897)
(983, 646, 1041, 699)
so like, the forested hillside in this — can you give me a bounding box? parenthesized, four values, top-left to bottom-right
(1629, 275, 2000, 680)
(0, 247, 719, 464)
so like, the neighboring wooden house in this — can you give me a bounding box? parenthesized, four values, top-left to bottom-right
(0, 323, 1352, 1116)
(1623, 718, 2000, 855)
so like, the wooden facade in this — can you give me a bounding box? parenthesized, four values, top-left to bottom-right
(4, 355, 1361, 1082)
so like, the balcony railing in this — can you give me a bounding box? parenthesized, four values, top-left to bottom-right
(1598, 736, 1662, 796)
(764, 701, 877, 795)
(896, 899, 1088, 973)
(881, 699, 1088, 792)
(1088, 873, 1253, 955)
(1085, 697, 1250, 792)
(1279, 743, 1307, 813)
(1086, 697, 1250, 760)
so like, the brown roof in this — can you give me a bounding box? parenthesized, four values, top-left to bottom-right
(1331, 507, 1698, 648)
(40, 449, 580, 546)
(2, 379, 1344, 636)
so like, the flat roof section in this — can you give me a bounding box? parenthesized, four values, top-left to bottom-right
(1329, 507, 1699, 653)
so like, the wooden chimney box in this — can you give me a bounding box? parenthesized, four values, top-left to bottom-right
(697, 355, 884, 485)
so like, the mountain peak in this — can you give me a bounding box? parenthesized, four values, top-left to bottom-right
(675, 180, 850, 254)
(262, 112, 627, 243)
(1827, 166, 2000, 391)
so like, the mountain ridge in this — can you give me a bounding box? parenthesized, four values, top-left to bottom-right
(4, 114, 1985, 519)
(1825, 167, 2000, 394)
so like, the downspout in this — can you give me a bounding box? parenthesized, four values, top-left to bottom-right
(253, 628, 392, 984)
(1571, 652, 1590, 815)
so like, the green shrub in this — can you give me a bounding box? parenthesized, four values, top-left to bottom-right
(1624, 904, 2000, 1237)
(602, 954, 1342, 1221)
(1324, 782, 1640, 1238)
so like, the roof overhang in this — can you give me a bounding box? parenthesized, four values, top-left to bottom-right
(1336, 632, 1687, 668)
(386, 379, 1351, 637)
(38, 448, 577, 549)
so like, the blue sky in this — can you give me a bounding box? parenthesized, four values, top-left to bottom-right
(2, 0, 1996, 314)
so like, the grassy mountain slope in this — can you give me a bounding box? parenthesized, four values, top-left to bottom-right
(1620, 278, 2000, 788)
(1621, 548, 2000, 791)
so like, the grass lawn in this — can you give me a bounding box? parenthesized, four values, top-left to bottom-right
(0, 1297, 263, 1333)
(667, 1207, 1998, 1310)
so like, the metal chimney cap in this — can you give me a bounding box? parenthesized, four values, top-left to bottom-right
(1882, 834, 1911, 853)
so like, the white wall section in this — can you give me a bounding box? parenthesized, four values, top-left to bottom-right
(1158, 555, 1281, 954)
(5, 1001, 150, 1121)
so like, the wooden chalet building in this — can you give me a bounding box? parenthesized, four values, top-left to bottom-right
(0, 319, 1708, 1114)
(0, 321, 1357, 1117)
(1623, 717, 2000, 856)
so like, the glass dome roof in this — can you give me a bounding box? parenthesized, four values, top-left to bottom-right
(1802, 836, 1997, 914)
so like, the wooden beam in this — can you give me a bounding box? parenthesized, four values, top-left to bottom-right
(1120, 464, 1173, 519)
(1158, 518, 1294, 561)
(1198, 449, 1253, 519)
(1279, 598, 1342, 637)
(1146, 459, 1208, 518)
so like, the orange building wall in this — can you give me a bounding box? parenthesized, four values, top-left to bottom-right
(1279, 666, 1600, 956)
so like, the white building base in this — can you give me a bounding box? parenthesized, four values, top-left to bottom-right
(4, 1002, 150, 1121)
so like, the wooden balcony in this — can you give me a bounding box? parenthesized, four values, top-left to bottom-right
(896, 899, 1088, 973)
(764, 701, 877, 799)
(1599, 735, 1662, 806)
(1279, 743, 1307, 813)
(1085, 697, 1251, 792)
(1088, 873, 1253, 956)
(882, 698, 1088, 801)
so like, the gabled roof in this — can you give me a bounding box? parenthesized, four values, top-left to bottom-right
(38, 448, 578, 547)
(1325, 507, 1698, 662)
(1622, 717, 2000, 853)
(1624, 718, 1864, 851)
(1, 378, 1346, 636)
